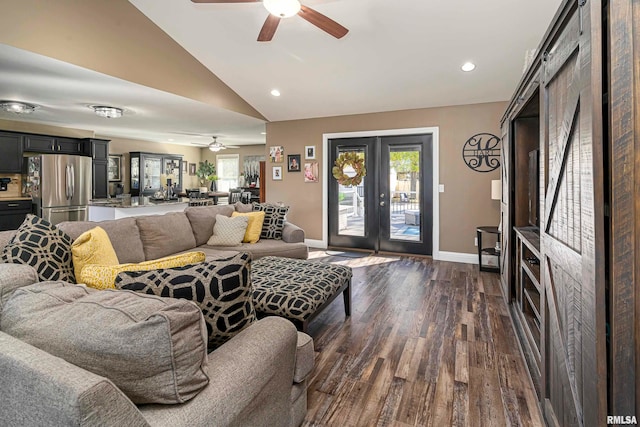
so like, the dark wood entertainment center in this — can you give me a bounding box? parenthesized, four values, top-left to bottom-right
(500, 0, 639, 425)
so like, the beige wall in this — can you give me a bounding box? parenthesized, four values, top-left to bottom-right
(266, 101, 506, 254)
(0, 119, 94, 139)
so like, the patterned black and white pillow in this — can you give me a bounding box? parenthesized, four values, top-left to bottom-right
(115, 252, 255, 350)
(252, 203, 289, 240)
(1, 215, 75, 283)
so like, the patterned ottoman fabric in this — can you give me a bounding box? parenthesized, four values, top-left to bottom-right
(252, 256, 352, 322)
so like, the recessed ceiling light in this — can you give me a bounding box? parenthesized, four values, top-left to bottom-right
(270, 89, 281, 97)
(261, 132, 266, 135)
(461, 62, 476, 72)
(168, 138, 174, 142)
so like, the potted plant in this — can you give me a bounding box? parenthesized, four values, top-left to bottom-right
(196, 160, 217, 191)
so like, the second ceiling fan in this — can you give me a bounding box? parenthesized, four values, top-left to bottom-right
(191, 0, 349, 42)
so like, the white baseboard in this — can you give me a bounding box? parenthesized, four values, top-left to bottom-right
(435, 251, 478, 264)
(305, 239, 327, 249)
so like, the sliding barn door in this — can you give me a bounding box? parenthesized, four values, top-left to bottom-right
(540, 1, 606, 426)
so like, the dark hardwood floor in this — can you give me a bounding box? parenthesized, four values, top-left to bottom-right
(302, 251, 543, 426)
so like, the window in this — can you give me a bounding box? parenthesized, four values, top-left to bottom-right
(216, 154, 240, 192)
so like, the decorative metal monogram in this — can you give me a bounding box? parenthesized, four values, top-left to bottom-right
(462, 133, 501, 172)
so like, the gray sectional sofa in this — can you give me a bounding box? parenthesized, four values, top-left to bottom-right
(0, 204, 313, 426)
(0, 203, 308, 264)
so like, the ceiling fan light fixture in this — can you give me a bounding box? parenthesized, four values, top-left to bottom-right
(209, 144, 223, 152)
(92, 105, 123, 119)
(264, 0, 301, 18)
(0, 100, 38, 114)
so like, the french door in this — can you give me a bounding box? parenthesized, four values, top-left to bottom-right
(328, 134, 432, 255)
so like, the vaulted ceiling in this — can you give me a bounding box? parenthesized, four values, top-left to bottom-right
(0, 0, 562, 146)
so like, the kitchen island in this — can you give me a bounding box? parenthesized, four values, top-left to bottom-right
(88, 197, 188, 221)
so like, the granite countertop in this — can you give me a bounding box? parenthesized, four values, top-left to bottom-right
(0, 196, 32, 201)
(89, 197, 188, 208)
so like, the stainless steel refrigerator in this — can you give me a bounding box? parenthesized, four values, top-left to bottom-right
(23, 154, 91, 224)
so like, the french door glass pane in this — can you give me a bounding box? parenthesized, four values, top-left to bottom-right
(389, 148, 420, 241)
(337, 148, 365, 237)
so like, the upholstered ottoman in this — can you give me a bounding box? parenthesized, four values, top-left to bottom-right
(251, 256, 352, 333)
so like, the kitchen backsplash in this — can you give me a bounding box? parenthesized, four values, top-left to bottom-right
(0, 174, 22, 198)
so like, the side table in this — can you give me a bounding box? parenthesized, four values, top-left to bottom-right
(476, 226, 500, 273)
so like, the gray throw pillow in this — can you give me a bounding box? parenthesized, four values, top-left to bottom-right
(252, 203, 289, 240)
(115, 252, 256, 350)
(1, 215, 75, 283)
(206, 214, 248, 247)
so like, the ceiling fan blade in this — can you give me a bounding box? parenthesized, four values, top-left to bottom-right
(191, 0, 259, 3)
(258, 14, 281, 42)
(297, 5, 348, 39)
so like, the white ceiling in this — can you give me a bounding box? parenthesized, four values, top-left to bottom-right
(0, 0, 562, 146)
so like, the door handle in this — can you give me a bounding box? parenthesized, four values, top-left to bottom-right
(380, 201, 385, 207)
(7, 203, 19, 207)
(70, 164, 75, 199)
(65, 165, 71, 199)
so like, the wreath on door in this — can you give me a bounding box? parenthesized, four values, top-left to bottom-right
(332, 152, 366, 186)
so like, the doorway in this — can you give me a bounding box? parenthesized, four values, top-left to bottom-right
(328, 134, 433, 255)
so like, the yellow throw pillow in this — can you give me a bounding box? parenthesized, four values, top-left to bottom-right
(232, 211, 266, 244)
(79, 251, 206, 290)
(71, 226, 119, 281)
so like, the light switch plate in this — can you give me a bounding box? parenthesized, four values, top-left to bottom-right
(438, 184, 445, 192)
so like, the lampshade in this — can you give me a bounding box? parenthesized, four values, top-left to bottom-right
(491, 180, 502, 200)
(0, 101, 38, 114)
(263, 0, 301, 18)
(92, 105, 123, 119)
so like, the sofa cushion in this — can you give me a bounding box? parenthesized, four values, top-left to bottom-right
(184, 205, 235, 246)
(207, 215, 248, 247)
(252, 203, 289, 240)
(1, 215, 75, 283)
(1, 281, 209, 405)
(0, 264, 38, 311)
(232, 211, 265, 244)
(115, 253, 255, 350)
(70, 226, 119, 280)
(0, 230, 16, 252)
(136, 213, 196, 260)
(79, 251, 206, 290)
(58, 218, 145, 264)
(234, 202, 254, 213)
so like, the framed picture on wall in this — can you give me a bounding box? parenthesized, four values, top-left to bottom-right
(305, 145, 316, 160)
(189, 163, 197, 176)
(269, 146, 284, 163)
(288, 154, 301, 172)
(304, 162, 318, 183)
(108, 155, 122, 182)
(272, 166, 283, 180)
(182, 160, 188, 174)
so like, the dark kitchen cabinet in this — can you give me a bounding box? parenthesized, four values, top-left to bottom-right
(83, 138, 110, 199)
(0, 199, 32, 231)
(23, 134, 83, 154)
(130, 152, 183, 197)
(0, 132, 23, 173)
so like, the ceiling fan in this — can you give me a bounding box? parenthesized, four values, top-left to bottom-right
(203, 136, 240, 152)
(191, 0, 349, 42)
